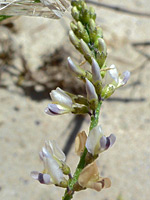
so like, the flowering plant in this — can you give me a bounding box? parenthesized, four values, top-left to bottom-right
(0, 0, 130, 199)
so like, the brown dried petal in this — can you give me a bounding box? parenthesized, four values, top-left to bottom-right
(87, 177, 111, 191)
(75, 131, 87, 156)
(78, 162, 99, 188)
(78, 162, 111, 191)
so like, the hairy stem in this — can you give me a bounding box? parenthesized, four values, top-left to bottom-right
(62, 101, 102, 200)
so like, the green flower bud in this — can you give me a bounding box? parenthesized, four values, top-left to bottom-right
(98, 38, 107, 54)
(62, 164, 71, 175)
(89, 7, 96, 20)
(70, 21, 78, 32)
(77, 21, 90, 43)
(89, 19, 96, 31)
(81, 4, 90, 24)
(93, 27, 103, 47)
(80, 39, 93, 63)
(95, 51, 107, 68)
(71, 6, 80, 21)
(71, 0, 79, 7)
(69, 30, 81, 51)
(59, 180, 68, 188)
(71, 0, 82, 10)
(88, 21, 103, 44)
(97, 27, 103, 38)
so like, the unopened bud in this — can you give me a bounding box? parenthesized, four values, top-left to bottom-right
(92, 58, 102, 95)
(89, 19, 96, 31)
(89, 7, 96, 20)
(96, 27, 103, 38)
(77, 21, 90, 43)
(81, 5, 90, 24)
(70, 21, 78, 32)
(71, 6, 80, 21)
(85, 78, 98, 110)
(98, 38, 107, 54)
(93, 27, 103, 48)
(62, 164, 71, 175)
(92, 58, 101, 82)
(67, 57, 86, 78)
(69, 30, 81, 50)
(59, 179, 68, 188)
(95, 51, 107, 68)
(80, 39, 93, 63)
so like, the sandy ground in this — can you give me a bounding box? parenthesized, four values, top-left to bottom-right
(0, 0, 150, 200)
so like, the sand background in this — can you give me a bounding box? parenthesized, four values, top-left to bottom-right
(0, 0, 150, 200)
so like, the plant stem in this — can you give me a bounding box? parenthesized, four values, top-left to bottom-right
(62, 101, 102, 200)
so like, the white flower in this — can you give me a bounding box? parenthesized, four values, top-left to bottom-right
(86, 125, 103, 155)
(31, 140, 67, 186)
(108, 64, 130, 88)
(45, 87, 73, 115)
(101, 64, 130, 99)
(86, 125, 116, 156)
(45, 87, 90, 115)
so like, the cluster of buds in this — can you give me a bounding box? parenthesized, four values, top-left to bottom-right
(68, 0, 130, 100)
(69, 0, 106, 68)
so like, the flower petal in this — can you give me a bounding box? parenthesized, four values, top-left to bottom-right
(49, 140, 66, 162)
(100, 134, 116, 151)
(86, 125, 103, 155)
(92, 58, 101, 83)
(108, 64, 119, 83)
(118, 70, 130, 87)
(78, 162, 99, 188)
(50, 87, 73, 108)
(45, 104, 70, 115)
(46, 157, 64, 184)
(31, 171, 52, 184)
(85, 78, 98, 101)
(75, 131, 87, 156)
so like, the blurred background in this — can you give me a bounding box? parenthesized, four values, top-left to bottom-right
(0, 0, 150, 200)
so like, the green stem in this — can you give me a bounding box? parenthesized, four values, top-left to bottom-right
(62, 101, 102, 200)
